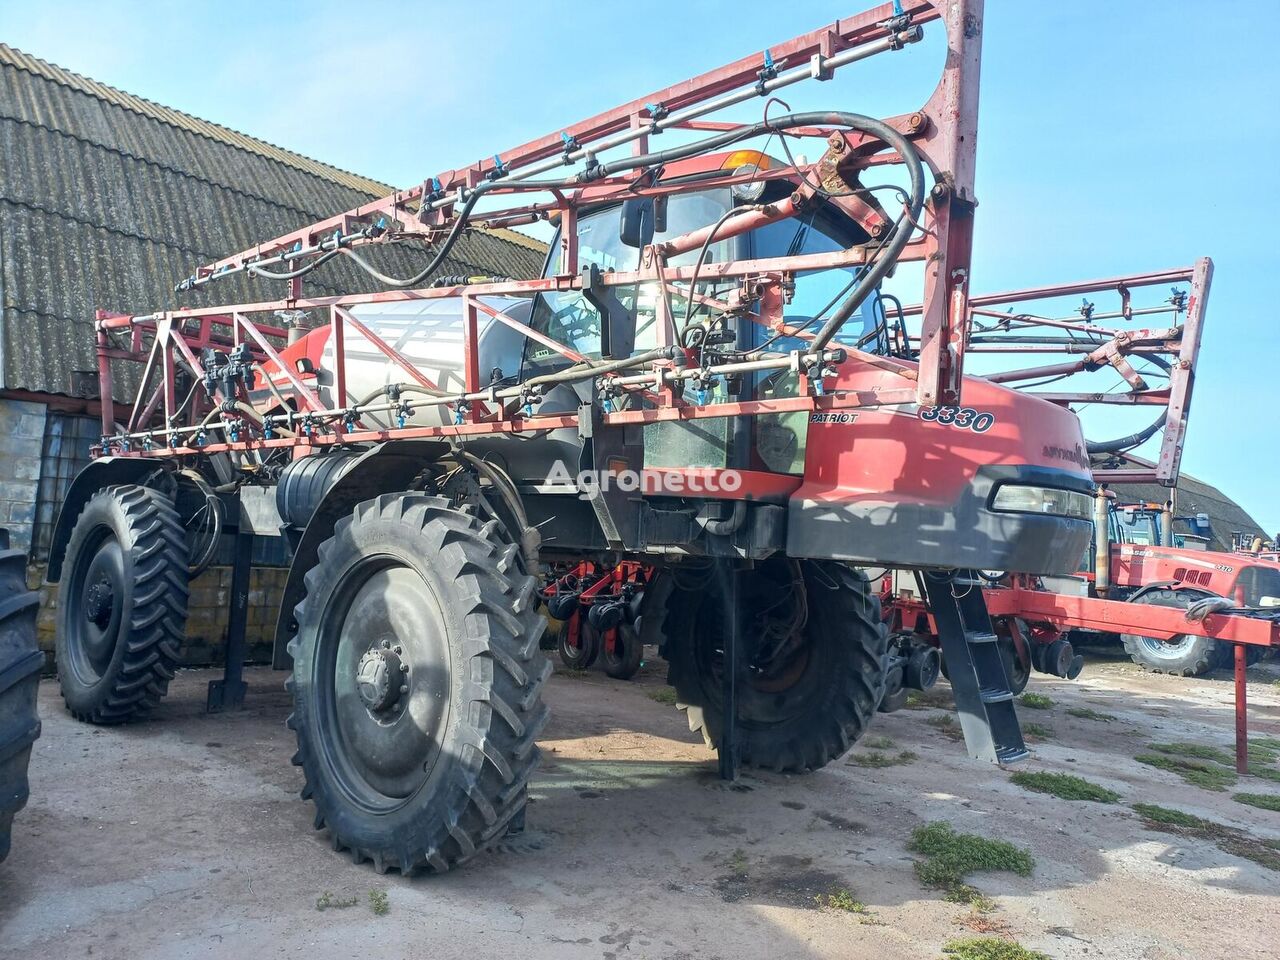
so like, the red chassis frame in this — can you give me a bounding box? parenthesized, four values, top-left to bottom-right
(93, 1, 984, 458)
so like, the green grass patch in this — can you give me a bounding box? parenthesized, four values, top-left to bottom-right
(647, 687, 677, 705)
(1148, 741, 1235, 765)
(1017, 693, 1054, 710)
(848, 749, 918, 768)
(1233, 792, 1280, 812)
(942, 938, 1049, 960)
(727, 848, 749, 877)
(560, 668, 591, 680)
(814, 887, 880, 923)
(908, 822, 1033, 908)
(1066, 706, 1117, 722)
(1021, 722, 1053, 741)
(1008, 771, 1119, 803)
(1135, 752, 1237, 791)
(315, 891, 359, 911)
(864, 735, 897, 750)
(368, 889, 389, 916)
(1132, 803, 1280, 871)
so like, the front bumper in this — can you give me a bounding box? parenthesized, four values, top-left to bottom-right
(786, 465, 1095, 575)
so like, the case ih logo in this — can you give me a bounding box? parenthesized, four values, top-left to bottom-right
(1042, 442, 1090, 470)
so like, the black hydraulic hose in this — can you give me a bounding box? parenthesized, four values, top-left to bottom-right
(1086, 411, 1167, 454)
(336, 189, 484, 289)
(805, 118, 925, 353)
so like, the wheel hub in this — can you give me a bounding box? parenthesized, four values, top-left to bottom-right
(356, 640, 408, 713)
(83, 578, 115, 627)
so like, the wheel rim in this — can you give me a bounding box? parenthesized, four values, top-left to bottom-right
(315, 559, 451, 810)
(693, 561, 820, 727)
(1139, 634, 1196, 659)
(64, 526, 126, 685)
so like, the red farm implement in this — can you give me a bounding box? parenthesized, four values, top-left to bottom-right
(542, 561, 650, 679)
(43, 0, 1204, 874)
(874, 264, 1279, 772)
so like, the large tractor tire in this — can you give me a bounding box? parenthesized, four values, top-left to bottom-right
(1121, 588, 1220, 677)
(288, 494, 549, 874)
(661, 559, 887, 773)
(56, 485, 188, 723)
(0, 530, 41, 863)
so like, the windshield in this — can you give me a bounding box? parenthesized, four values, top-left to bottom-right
(750, 212, 882, 353)
(524, 190, 732, 372)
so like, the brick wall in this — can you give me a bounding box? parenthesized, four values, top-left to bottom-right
(0, 398, 48, 552)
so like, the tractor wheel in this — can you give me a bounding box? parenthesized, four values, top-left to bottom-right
(662, 559, 887, 773)
(0, 530, 41, 863)
(287, 494, 549, 874)
(56, 485, 187, 724)
(1000, 637, 1031, 695)
(558, 616, 600, 670)
(1121, 588, 1218, 677)
(600, 623, 643, 680)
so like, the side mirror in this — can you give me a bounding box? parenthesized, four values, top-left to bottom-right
(618, 195, 668, 248)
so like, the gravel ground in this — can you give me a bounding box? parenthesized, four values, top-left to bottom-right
(3, 649, 1279, 959)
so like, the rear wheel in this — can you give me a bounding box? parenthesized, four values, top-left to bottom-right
(1121, 588, 1218, 677)
(288, 494, 549, 874)
(558, 615, 600, 670)
(0, 530, 41, 863)
(56, 485, 187, 723)
(661, 559, 887, 773)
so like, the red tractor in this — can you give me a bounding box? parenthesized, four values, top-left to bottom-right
(1059, 499, 1280, 676)
(46, 2, 1107, 874)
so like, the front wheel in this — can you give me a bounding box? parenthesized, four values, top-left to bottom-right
(1121, 588, 1218, 677)
(660, 559, 887, 773)
(288, 494, 549, 874)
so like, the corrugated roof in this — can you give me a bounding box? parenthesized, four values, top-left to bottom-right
(0, 43, 545, 398)
(1114, 472, 1268, 551)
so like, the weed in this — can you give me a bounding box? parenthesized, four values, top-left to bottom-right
(908, 821, 1033, 908)
(1131, 803, 1203, 828)
(1249, 765, 1280, 784)
(1017, 693, 1054, 710)
(1008, 771, 1119, 803)
(1066, 706, 1116, 722)
(1147, 742, 1235, 765)
(926, 713, 965, 741)
(848, 750, 918, 768)
(1135, 752, 1237, 791)
(942, 937, 1049, 960)
(943, 884, 997, 913)
(814, 887, 880, 923)
(315, 891, 359, 911)
(368, 889, 389, 916)
(561, 668, 591, 680)
(647, 687, 677, 705)
(1233, 792, 1280, 812)
(1132, 803, 1280, 871)
(728, 848, 749, 877)
(1021, 722, 1053, 741)
(865, 735, 897, 750)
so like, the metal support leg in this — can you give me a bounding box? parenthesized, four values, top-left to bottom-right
(1234, 642, 1248, 775)
(207, 529, 251, 712)
(718, 562, 740, 782)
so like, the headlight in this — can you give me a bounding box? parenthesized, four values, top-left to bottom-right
(991, 484, 1093, 521)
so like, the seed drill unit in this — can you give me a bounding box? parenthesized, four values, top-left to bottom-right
(50, 1, 1109, 873)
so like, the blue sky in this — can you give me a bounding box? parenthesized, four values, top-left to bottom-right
(3, 0, 1278, 534)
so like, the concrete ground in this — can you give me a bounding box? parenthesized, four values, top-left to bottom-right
(3, 650, 1280, 960)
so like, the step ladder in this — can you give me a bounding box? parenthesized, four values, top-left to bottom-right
(921, 571, 1028, 765)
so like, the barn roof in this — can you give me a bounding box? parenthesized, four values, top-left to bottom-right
(1112, 471, 1269, 551)
(0, 43, 545, 398)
